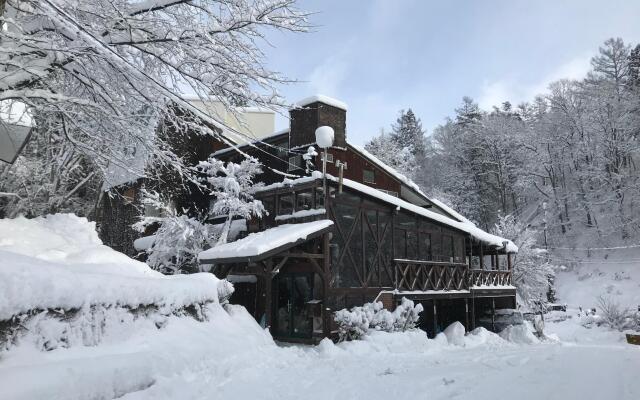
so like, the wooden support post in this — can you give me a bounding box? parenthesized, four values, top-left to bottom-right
(490, 253, 495, 270)
(322, 232, 331, 338)
(265, 273, 273, 329)
(479, 244, 484, 270)
(465, 298, 469, 332)
(507, 253, 513, 271)
(495, 253, 500, 270)
(471, 296, 476, 330)
(433, 300, 438, 336)
(491, 298, 496, 332)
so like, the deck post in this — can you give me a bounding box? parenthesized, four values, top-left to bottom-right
(433, 300, 438, 336)
(265, 273, 273, 329)
(471, 296, 476, 330)
(490, 253, 495, 270)
(491, 297, 496, 332)
(464, 298, 469, 332)
(479, 244, 484, 270)
(322, 232, 331, 338)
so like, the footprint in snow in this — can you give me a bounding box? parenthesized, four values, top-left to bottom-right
(443, 378, 455, 386)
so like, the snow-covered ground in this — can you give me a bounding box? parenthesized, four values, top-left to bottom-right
(553, 246, 640, 310)
(1, 215, 638, 400)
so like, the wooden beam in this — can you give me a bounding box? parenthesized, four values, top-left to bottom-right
(281, 252, 324, 259)
(322, 232, 331, 338)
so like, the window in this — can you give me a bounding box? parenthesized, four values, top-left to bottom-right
(379, 189, 398, 197)
(394, 228, 406, 259)
(288, 155, 303, 171)
(278, 193, 294, 214)
(442, 234, 454, 262)
(321, 152, 334, 163)
(315, 186, 324, 207)
(363, 169, 375, 184)
(419, 232, 432, 260)
(261, 196, 275, 216)
(406, 230, 418, 259)
(296, 189, 313, 211)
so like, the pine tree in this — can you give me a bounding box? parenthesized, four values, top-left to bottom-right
(390, 109, 427, 159)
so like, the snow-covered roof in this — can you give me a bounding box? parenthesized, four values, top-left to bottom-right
(348, 142, 428, 198)
(198, 220, 334, 264)
(292, 95, 348, 111)
(255, 172, 517, 253)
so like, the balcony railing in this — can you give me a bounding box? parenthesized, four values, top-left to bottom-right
(394, 259, 512, 292)
(468, 269, 512, 287)
(394, 259, 468, 291)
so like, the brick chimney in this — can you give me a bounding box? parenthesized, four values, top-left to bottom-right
(289, 95, 347, 149)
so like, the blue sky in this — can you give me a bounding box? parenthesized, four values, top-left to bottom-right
(263, 0, 640, 145)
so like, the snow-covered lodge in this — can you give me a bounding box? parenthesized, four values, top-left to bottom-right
(100, 95, 518, 343)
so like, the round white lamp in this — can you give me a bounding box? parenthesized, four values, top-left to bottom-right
(315, 126, 334, 199)
(315, 126, 334, 149)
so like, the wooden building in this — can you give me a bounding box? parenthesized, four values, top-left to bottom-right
(199, 95, 518, 342)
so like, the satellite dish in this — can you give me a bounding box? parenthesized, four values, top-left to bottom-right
(0, 101, 32, 164)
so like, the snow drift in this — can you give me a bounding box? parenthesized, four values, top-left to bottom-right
(0, 214, 232, 352)
(0, 214, 227, 321)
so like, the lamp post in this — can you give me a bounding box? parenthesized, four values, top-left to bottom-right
(315, 126, 334, 204)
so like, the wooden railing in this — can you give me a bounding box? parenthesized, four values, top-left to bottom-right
(394, 259, 513, 292)
(468, 269, 512, 287)
(394, 259, 468, 291)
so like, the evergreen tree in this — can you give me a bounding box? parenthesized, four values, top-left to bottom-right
(390, 109, 427, 159)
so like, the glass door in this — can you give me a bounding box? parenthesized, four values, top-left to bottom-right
(273, 274, 314, 339)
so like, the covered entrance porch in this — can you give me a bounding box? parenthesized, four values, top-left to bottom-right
(198, 220, 334, 343)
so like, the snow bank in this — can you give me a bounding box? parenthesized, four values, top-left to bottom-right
(499, 321, 539, 344)
(0, 303, 275, 400)
(0, 214, 223, 320)
(443, 321, 466, 346)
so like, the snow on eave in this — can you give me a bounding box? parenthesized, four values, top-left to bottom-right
(337, 177, 518, 253)
(427, 197, 468, 223)
(198, 220, 333, 263)
(292, 95, 348, 111)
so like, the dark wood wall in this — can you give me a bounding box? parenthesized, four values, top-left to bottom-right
(316, 146, 402, 196)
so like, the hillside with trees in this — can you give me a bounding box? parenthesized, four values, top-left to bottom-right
(367, 38, 640, 249)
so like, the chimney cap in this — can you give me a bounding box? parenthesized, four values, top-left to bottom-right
(292, 94, 348, 111)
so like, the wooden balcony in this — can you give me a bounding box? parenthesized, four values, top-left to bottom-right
(394, 259, 513, 292)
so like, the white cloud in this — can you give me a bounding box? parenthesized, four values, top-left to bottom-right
(307, 50, 350, 97)
(478, 54, 592, 110)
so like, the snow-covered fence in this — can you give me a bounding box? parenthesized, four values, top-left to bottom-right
(334, 298, 424, 341)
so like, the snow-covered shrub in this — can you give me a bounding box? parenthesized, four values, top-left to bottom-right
(198, 156, 265, 245)
(139, 214, 217, 274)
(492, 214, 556, 309)
(596, 296, 632, 331)
(134, 190, 219, 274)
(334, 298, 424, 341)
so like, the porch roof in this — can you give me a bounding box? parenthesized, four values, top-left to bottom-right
(198, 220, 333, 264)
